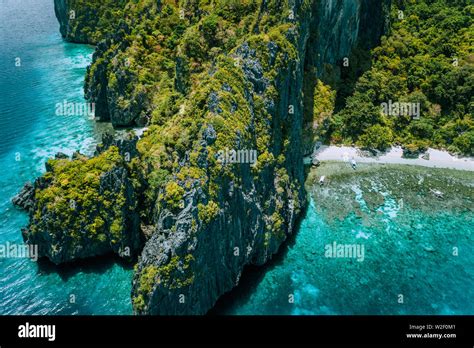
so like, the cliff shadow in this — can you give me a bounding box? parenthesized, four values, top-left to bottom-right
(208, 196, 309, 315)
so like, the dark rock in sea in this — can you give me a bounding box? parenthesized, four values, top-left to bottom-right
(12, 182, 35, 212)
(358, 148, 379, 157)
(54, 152, 69, 159)
(312, 157, 321, 167)
(402, 146, 421, 159)
(71, 151, 83, 160)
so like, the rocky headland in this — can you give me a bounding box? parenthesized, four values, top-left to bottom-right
(14, 0, 390, 314)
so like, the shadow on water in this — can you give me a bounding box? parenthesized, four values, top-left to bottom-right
(209, 191, 311, 315)
(36, 253, 134, 282)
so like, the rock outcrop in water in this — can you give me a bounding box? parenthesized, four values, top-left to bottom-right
(12, 182, 35, 213)
(15, 136, 143, 264)
(25, 0, 390, 312)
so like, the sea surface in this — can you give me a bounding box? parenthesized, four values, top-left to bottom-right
(1, 0, 472, 316)
(215, 163, 474, 315)
(0, 0, 132, 314)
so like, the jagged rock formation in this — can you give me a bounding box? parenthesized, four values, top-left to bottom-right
(25, 0, 390, 312)
(130, 0, 388, 315)
(12, 182, 35, 213)
(308, 0, 390, 77)
(14, 136, 143, 264)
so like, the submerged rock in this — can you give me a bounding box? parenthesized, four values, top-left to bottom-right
(402, 145, 422, 159)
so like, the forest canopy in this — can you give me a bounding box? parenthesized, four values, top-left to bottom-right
(322, 0, 474, 155)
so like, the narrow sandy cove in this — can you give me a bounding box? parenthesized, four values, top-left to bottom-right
(306, 146, 474, 172)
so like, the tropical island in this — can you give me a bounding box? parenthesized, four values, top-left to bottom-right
(11, 0, 473, 315)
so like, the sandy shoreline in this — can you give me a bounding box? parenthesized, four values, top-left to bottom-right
(305, 146, 474, 172)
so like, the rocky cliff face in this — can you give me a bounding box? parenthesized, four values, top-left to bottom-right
(308, 0, 390, 77)
(129, 0, 390, 315)
(54, 0, 126, 44)
(132, 31, 309, 314)
(84, 35, 152, 127)
(41, 0, 390, 313)
(53, 0, 71, 41)
(14, 136, 143, 265)
(299, 0, 390, 154)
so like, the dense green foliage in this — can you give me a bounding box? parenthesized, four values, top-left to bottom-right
(59, 0, 127, 44)
(322, 0, 473, 154)
(31, 147, 131, 249)
(108, 0, 306, 224)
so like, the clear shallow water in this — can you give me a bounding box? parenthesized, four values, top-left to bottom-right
(0, 0, 132, 314)
(218, 164, 474, 315)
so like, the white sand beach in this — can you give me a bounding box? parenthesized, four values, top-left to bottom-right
(306, 146, 474, 172)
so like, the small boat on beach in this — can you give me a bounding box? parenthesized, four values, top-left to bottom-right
(430, 188, 444, 199)
(319, 176, 325, 186)
(350, 158, 357, 170)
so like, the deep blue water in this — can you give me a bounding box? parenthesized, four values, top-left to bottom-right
(0, 0, 132, 314)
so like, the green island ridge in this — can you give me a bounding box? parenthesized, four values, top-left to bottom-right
(12, 0, 473, 315)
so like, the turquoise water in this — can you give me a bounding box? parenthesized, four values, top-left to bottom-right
(0, 0, 132, 314)
(217, 164, 474, 315)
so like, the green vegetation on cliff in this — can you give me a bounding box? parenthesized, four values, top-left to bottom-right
(55, 0, 127, 44)
(48, 0, 307, 292)
(318, 0, 473, 155)
(33, 147, 122, 241)
(133, 254, 195, 312)
(91, 1, 308, 312)
(25, 145, 141, 262)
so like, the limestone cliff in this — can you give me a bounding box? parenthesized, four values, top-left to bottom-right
(34, 0, 390, 312)
(128, 0, 390, 315)
(54, 0, 126, 44)
(14, 136, 143, 264)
